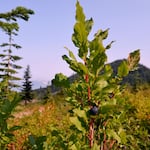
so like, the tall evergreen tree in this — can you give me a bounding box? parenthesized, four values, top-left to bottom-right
(22, 65, 33, 105)
(0, 7, 34, 93)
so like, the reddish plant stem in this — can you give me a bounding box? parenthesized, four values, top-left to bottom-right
(7, 143, 15, 150)
(103, 121, 108, 150)
(85, 74, 91, 103)
(84, 58, 94, 148)
(88, 87, 91, 103)
(84, 58, 91, 103)
(103, 132, 107, 150)
(89, 118, 94, 148)
(109, 140, 116, 149)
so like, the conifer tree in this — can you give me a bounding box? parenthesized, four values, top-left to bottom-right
(0, 7, 34, 93)
(22, 65, 33, 105)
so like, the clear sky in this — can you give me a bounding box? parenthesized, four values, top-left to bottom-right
(0, 0, 150, 84)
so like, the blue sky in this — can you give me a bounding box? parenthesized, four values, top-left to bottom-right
(0, 0, 150, 84)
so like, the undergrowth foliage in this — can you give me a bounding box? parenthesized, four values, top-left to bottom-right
(52, 1, 140, 149)
(0, 81, 21, 149)
(0, 6, 34, 150)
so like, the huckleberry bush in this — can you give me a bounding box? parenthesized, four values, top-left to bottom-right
(52, 1, 140, 149)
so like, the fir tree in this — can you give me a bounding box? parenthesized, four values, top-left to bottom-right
(0, 7, 34, 93)
(22, 65, 33, 105)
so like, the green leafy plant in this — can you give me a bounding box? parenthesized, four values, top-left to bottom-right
(0, 6, 34, 149)
(26, 134, 47, 150)
(0, 7, 34, 93)
(0, 88, 21, 149)
(0, 78, 21, 150)
(52, 1, 140, 149)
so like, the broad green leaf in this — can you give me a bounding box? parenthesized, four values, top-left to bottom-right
(72, 2, 91, 59)
(89, 36, 105, 53)
(102, 64, 113, 78)
(63, 55, 88, 75)
(72, 22, 88, 58)
(78, 62, 88, 74)
(28, 135, 36, 146)
(70, 61, 80, 73)
(85, 18, 93, 35)
(118, 128, 127, 144)
(94, 28, 109, 40)
(64, 47, 77, 61)
(73, 22, 87, 45)
(8, 125, 22, 132)
(62, 55, 79, 73)
(117, 60, 129, 77)
(106, 129, 121, 143)
(91, 52, 107, 76)
(105, 41, 115, 49)
(95, 77, 108, 90)
(1, 99, 11, 115)
(10, 95, 21, 110)
(69, 116, 86, 133)
(127, 49, 140, 71)
(62, 55, 71, 64)
(69, 144, 78, 150)
(92, 76, 109, 97)
(73, 108, 88, 122)
(76, 1, 85, 22)
(101, 28, 109, 40)
(1, 121, 8, 132)
(102, 85, 116, 95)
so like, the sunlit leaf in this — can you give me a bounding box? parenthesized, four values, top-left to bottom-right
(78, 62, 88, 74)
(85, 18, 93, 35)
(64, 47, 77, 61)
(117, 60, 129, 77)
(127, 49, 140, 71)
(75, 1, 85, 22)
(106, 129, 121, 143)
(73, 108, 88, 122)
(70, 116, 86, 133)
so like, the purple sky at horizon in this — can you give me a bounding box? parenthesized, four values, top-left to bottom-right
(0, 0, 150, 84)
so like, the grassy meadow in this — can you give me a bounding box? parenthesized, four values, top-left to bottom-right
(6, 86, 150, 149)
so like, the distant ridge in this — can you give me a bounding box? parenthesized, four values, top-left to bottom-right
(34, 60, 150, 98)
(64, 59, 150, 87)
